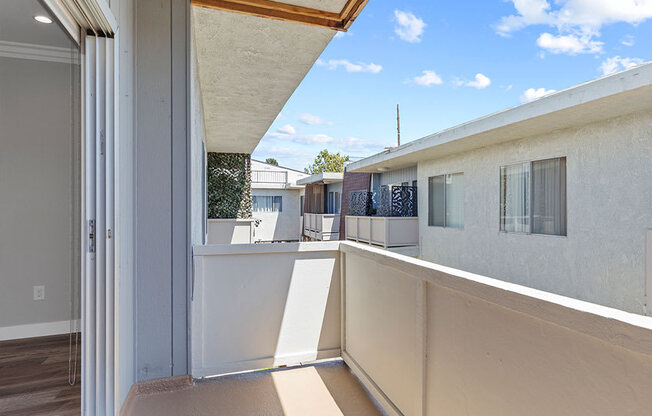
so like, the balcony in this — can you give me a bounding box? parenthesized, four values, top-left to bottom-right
(345, 215, 418, 249)
(251, 170, 289, 184)
(344, 186, 419, 251)
(303, 212, 340, 241)
(124, 241, 652, 415)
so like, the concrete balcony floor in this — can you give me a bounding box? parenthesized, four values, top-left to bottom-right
(124, 360, 383, 415)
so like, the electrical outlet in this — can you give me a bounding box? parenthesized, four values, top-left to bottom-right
(33, 286, 45, 301)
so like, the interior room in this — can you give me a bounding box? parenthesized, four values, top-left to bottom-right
(0, 1, 81, 414)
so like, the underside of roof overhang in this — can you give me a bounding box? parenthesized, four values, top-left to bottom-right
(192, 0, 368, 31)
(191, 0, 369, 154)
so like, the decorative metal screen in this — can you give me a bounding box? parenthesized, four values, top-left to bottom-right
(349, 191, 373, 216)
(376, 185, 417, 217)
(392, 185, 418, 217)
(376, 186, 391, 217)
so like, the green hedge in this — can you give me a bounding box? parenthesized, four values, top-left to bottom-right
(207, 153, 252, 219)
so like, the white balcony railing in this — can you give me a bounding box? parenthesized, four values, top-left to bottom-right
(303, 213, 340, 241)
(251, 170, 288, 184)
(206, 219, 255, 244)
(345, 216, 418, 248)
(192, 241, 652, 415)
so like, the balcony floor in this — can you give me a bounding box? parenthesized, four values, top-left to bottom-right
(125, 360, 384, 415)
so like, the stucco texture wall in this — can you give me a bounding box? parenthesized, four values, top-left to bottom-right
(418, 110, 652, 314)
(252, 189, 302, 242)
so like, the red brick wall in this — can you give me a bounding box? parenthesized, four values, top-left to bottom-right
(339, 171, 371, 239)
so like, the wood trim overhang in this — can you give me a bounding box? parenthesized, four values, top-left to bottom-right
(191, 0, 369, 31)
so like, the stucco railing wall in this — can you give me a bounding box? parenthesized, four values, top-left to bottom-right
(192, 242, 341, 377)
(304, 213, 340, 240)
(251, 170, 287, 184)
(339, 241, 652, 416)
(206, 219, 255, 244)
(345, 216, 418, 248)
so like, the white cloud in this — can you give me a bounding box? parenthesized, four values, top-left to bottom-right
(266, 132, 334, 145)
(621, 35, 635, 46)
(277, 124, 296, 134)
(263, 132, 389, 154)
(497, 0, 652, 35)
(317, 59, 382, 73)
(495, 0, 555, 35)
(394, 10, 426, 43)
(451, 76, 465, 87)
(451, 73, 491, 89)
(520, 87, 557, 103)
(496, 0, 652, 55)
(466, 73, 491, 89)
(262, 146, 311, 158)
(536, 32, 603, 54)
(412, 70, 443, 87)
(334, 31, 352, 39)
(599, 56, 644, 75)
(299, 113, 333, 126)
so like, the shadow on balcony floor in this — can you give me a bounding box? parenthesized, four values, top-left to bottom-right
(124, 360, 384, 415)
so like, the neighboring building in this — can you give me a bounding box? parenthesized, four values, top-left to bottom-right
(250, 159, 309, 242)
(347, 63, 652, 315)
(298, 172, 344, 241)
(339, 165, 420, 256)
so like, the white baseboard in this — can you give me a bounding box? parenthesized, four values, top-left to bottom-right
(0, 319, 81, 341)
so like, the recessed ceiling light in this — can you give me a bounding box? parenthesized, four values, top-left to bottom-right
(34, 15, 53, 24)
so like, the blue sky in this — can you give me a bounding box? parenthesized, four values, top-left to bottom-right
(252, 0, 652, 170)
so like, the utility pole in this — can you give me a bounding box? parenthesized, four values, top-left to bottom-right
(396, 104, 401, 147)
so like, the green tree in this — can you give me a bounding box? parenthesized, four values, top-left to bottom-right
(304, 149, 350, 174)
(265, 157, 279, 166)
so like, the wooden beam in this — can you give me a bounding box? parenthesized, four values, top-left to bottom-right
(191, 0, 369, 31)
(340, 0, 368, 30)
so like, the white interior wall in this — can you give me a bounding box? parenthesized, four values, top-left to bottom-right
(0, 55, 80, 337)
(418, 110, 652, 314)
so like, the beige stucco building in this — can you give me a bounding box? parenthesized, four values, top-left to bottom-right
(348, 63, 652, 315)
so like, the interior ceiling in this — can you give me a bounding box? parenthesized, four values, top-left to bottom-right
(193, 0, 360, 154)
(0, 0, 73, 48)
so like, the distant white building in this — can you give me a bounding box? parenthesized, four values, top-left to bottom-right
(250, 159, 309, 242)
(297, 172, 344, 241)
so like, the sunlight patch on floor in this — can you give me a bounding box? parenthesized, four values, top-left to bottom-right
(272, 366, 344, 416)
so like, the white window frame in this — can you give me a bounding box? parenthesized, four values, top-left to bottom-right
(253, 195, 283, 212)
(499, 156, 567, 236)
(428, 172, 464, 229)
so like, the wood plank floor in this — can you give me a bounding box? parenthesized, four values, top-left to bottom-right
(0, 334, 81, 415)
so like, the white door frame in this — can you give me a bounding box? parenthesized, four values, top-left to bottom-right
(43, 2, 119, 415)
(82, 34, 117, 416)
